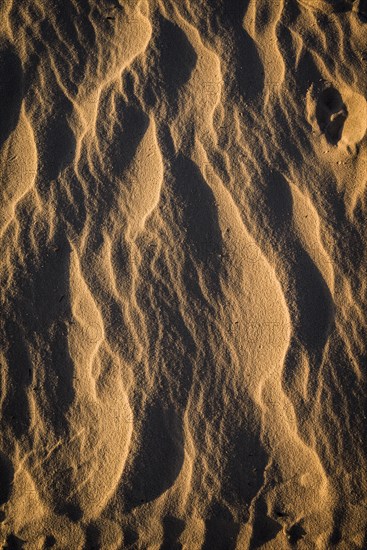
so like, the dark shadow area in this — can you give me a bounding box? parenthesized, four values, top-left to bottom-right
(85, 523, 101, 549)
(44, 535, 56, 548)
(0, 43, 23, 150)
(316, 87, 347, 145)
(153, 15, 197, 105)
(261, 170, 293, 232)
(222, 427, 268, 523)
(56, 502, 83, 522)
(123, 403, 185, 510)
(0, 452, 14, 505)
(35, 1, 96, 94)
(249, 497, 282, 548)
(289, 247, 335, 356)
(287, 522, 306, 544)
(105, 100, 149, 178)
(1, 320, 32, 438)
(297, 0, 355, 14)
(358, 0, 367, 20)
(81, 96, 149, 240)
(202, 502, 240, 550)
(329, 524, 342, 545)
(215, 0, 265, 103)
(123, 527, 139, 548)
(259, 170, 335, 397)
(120, 214, 199, 511)
(3, 534, 25, 550)
(295, 49, 324, 96)
(7, 232, 75, 427)
(329, 506, 346, 545)
(260, 170, 335, 355)
(170, 154, 224, 298)
(160, 515, 185, 550)
(332, 192, 364, 275)
(1, 226, 88, 516)
(36, 92, 76, 183)
(282, 243, 336, 404)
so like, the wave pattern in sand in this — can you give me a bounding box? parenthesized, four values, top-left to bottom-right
(0, 0, 366, 547)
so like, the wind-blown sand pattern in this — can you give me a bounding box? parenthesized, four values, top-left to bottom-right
(0, 0, 366, 548)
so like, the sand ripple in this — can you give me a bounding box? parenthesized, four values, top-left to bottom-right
(0, 0, 366, 547)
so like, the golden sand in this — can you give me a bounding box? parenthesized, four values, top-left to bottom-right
(0, 0, 366, 548)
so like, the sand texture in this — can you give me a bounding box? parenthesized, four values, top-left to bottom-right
(0, 0, 367, 548)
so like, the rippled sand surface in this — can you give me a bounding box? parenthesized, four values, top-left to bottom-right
(1, 0, 366, 548)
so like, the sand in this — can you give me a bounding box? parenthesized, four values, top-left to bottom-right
(0, 0, 366, 548)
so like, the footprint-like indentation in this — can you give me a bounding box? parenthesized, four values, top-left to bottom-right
(316, 86, 347, 145)
(287, 521, 306, 544)
(307, 83, 366, 151)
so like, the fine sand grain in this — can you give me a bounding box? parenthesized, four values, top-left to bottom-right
(0, 0, 366, 548)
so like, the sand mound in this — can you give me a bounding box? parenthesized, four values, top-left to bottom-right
(0, 0, 366, 547)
